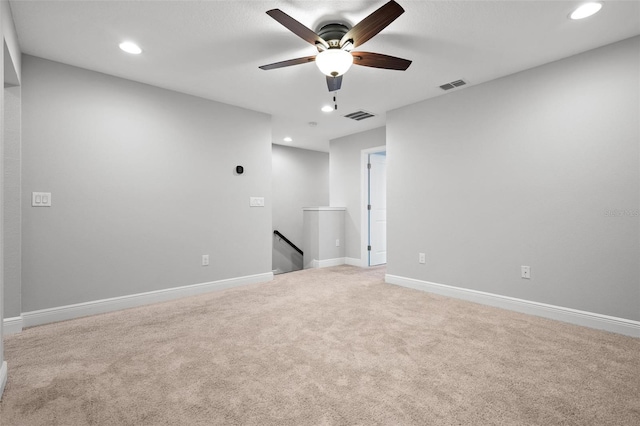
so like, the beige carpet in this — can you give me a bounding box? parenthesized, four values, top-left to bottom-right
(1, 265, 639, 425)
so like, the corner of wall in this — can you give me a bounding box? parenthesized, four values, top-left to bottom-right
(2, 0, 22, 84)
(0, 360, 7, 399)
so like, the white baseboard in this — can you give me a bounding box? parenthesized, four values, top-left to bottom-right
(311, 258, 346, 268)
(0, 361, 7, 401)
(3, 316, 23, 335)
(345, 257, 364, 267)
(386, 274, 640, 338)
(21, 272, 273, 329)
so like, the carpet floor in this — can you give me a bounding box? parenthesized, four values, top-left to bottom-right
(1, 265, 639, 425)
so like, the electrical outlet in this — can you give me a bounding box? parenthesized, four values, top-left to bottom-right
(336, 239, 340, 247)
(419, 253, 426, 264)
(202, 255, 210, 266)
(521, 266, 531, 279)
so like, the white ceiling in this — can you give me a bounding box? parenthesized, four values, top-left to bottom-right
(9, 0, 640, 152)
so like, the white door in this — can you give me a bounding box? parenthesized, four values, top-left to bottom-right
(368, 153, 387, 266)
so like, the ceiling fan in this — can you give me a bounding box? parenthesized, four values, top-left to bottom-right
(259, 0, 412, 92)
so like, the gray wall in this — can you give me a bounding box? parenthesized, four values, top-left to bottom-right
(1, 0, 20, 82)
(2, 0, 22, 394)
(387, 36, 640, 321)
(21, 55, 272, 312)
(3, 84, 19, 318)
(330, 127, 385, 262)
(272, 144, 328, 272)
(302, 208, 345, 268)
(0, 18, 5, 382)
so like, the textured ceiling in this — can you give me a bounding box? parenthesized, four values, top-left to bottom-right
(9, 0, 640, 152)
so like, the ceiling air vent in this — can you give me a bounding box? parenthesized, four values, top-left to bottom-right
(344, 110, 376, 121)
(439, 79, 467, 91)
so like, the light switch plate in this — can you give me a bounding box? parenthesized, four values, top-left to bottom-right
(250, 197, 265, 207)
(32, 192, 52, 207)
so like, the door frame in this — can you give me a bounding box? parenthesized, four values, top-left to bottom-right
(360, 145, 386, 267)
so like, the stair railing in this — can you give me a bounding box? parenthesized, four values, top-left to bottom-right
(273, 230, 303, 256)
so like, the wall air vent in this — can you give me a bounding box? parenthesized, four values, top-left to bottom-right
(344, 110, 376, 121)
(439, 79, 467, 91)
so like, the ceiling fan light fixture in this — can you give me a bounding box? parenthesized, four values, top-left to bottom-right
(569, 2, 602, 20)
(315, 49, 353, 77)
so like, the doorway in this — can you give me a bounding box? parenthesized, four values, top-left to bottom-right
(365, 149, 387, 266)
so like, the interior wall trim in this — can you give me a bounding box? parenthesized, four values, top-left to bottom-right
(0, 361, 7, 400)
(20, 272, 273, 329)
(311, 258, 346, 269)
(386, 274, 640, 338)
(344, 257, 364, 267)
(2, 316, 23, 335)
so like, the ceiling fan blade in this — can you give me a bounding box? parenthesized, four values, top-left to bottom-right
(340, 0, 404, 49)
(352, 51, 412, 70)
(266, 9, 329, 49)
(326, 75, 343, 92)
(259, 55, 317, 71)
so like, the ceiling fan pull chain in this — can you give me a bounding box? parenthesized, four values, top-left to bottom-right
(334, 94, 338, 110)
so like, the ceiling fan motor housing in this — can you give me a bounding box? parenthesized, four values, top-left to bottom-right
(317, 23, 350, 50)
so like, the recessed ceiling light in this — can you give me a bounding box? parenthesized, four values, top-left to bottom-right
(119, 41, 142, 54)
(283, 137, 292, 142)
(321, 105, 333, 113)
(569, 2, 602, 20)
